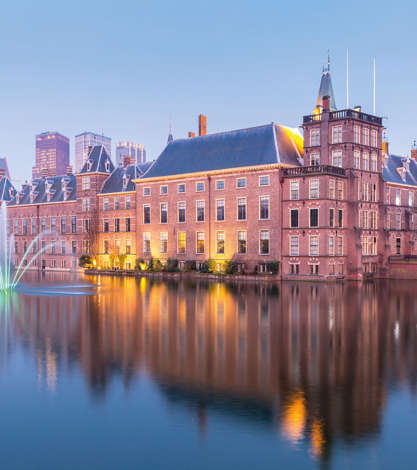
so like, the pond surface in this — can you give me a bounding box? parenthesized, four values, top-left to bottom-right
(1, 273, 417, 469)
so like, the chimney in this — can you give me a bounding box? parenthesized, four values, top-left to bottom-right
(382, 141, 389, 155)
(322, 96, 330, 112)
(66, 165, 73, 175)
(122, 155, 132, 168)
(188, 131, 195, 138)
(411, 149, 417, 161)
(198, 114, 207, 136)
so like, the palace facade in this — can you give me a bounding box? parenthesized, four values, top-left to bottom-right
(3, 65, 417, 280)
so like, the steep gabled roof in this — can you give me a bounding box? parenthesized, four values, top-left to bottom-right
(79, 145, 114, 174)
(8, 175, 76, 206)
(0, 176, 15, 202)
(142, 123, 303, 179)
(316, 69, 337, 111)
(383, 154, 417, 186)
(101, 161, 154, 194)
(0, 158, 10, 179)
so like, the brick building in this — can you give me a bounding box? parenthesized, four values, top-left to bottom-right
(4, 63, 417, 280)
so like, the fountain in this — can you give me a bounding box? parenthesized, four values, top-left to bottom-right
(0, 203, 51, 291)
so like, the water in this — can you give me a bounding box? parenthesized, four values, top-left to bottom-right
(1, 273, 417, 469)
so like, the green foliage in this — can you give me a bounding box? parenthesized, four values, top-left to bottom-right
(207, 259, 217, 273)
(224, 260, 238, 275)
(151, 258, 163, 272)
(267, 261, 280, 275)
(79, 254, 93, 268)
(135, 258, 145, 271)
(164, 258, 179, 272)
(183, 260, 196, 272)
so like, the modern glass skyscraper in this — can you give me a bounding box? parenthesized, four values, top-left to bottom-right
(116, 141, 146, 166)
(75, 132, 112, 172)
(32, 132, 70, 179)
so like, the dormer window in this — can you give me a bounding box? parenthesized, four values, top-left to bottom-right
(122, 175, 129, 190)
(87, 159, 93, 171)
(8, 188, 14, 198)
(105, 160, 111, 172)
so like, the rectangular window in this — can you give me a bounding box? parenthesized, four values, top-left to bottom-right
(310, 208, 319, 227)
(395, 212, 401, 230)
(395, 189, 401, 206)
(196, 182, 205, 192)
(290, 181, 299, 200)
(72, 241, 77, 255)
(114, 196, 120, 210)
(310, 128, 320, 146)
(104, 240, 109, 254)
(310, 153, 320, 166)
(196, 232, 205, 254)
(61, 241, 66, 255)
(14, 219, 19, 234)
(103, 197, 109, 210)
(370, 154, 377, 172)
(332, 125, 343, 143)
(259, 175, 270, 186)
(114, 239, 120, 256)
(178, 202, 186, 223)
(260, 196, 270, 219)
(371, 129, 377, 148)
(332, 150, 342, 167)
(22, 219, 27, 235)
(32, 219, 37, 235)
(178, 183, 186, 193)
(41, 218, 46, 232)
(82, 176, 90, 190)
(370, 211, 377, 229)
(362, 128, 370, 146)
(409, 191, 413, 207)
(125, 217, 131, 232)
(329, 179, 335, 199)
(50, 217, 56, 233)
(216, 180, 225, 190)
(126, 196, 131, 209)
(84, 219, 89, 233)
(143, 187, 151, 196)
(160, 203, 168, 223)
(329, 208, 334, 228)
(259, 230, 270, 255)
(196, 200, 205, 222)
(82, 198, 90, 212)
(237, 231, 247, 254)
(362, 153, 369, 171)
(71, 216, 76, 234)
(310, 264, 319, 275)
(309, 179, 319, 199)
(143, 232, 151, 253)
(114, 218, 120, 232)
(160, 232, 168, 253)
(51, 240, 56, 255)
(143, 205, 150, 224)
(290, 209, 299, 228)
(216, 199, 225, 221)
(177, 232, 186, 254)
(216, 231, 225, 254)
(329, 236, 335, 256)
(103, 219, 109, 232)
(237, 177, 246, 188)
(396, 237, 401, 255)
(336, 236, 343, 256)
(338, 209, 343, 228)
(237, 198, 247, 220)
(337, 181, 344, 200)
(290, 236, 299, 256)
(125, 240, 131, 255)
(354, 150, 361, 169)
(309, 236, 319, 256)
(371, 184, 377, 202)
(83, 240, 90, 255)
(160, 185, 168, 195)
(354, 126, 361, 144)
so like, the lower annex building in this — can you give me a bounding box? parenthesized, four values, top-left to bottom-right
(4, 64, 417, 280)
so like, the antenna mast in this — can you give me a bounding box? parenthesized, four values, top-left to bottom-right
(373, 57, 376, 115)
(346, 48, 350, 109)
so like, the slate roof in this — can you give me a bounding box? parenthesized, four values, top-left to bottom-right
(383, 154, 417, 186)
(316, 70, 337, 111)
(79, 145, 114, 174)
(142, 123, 303, 179)
(101, 161, 154, 194)
(0, 158, 10, 179)
(0, 176, 15, 202)
(8, 175, 76, 206)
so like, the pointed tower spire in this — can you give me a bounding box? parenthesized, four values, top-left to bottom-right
(327, 50, 330, 71)
(167, 120, 173, 144)
(315, 54, 337, 112)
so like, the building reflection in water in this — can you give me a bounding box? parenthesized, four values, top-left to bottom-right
(1, 275, 417, 463)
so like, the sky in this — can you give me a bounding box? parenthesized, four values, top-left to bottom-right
(0, 0, 416, 184)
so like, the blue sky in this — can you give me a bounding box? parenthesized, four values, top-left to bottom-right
(0, 0, 416, 183)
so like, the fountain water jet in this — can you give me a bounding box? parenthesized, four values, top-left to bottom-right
(0, 203, 51, 291)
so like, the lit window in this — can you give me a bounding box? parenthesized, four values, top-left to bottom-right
(177, 232, 186, 254)
(143, 232, 151, 253)
(259, 175, 270, 186)
(196, 232, 205, 254)
(259, 230, 270, 255)
(237, 231, 247, 254)
(160, 232, 168, 253)
(216, 231, 225, 254)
